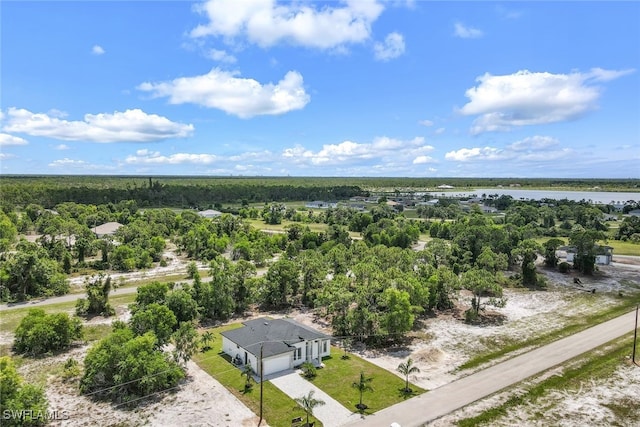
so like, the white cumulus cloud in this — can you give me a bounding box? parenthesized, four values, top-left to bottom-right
(459, 68, 636, 134)
(92, 45, 105, 55)
(2, 108, 194, 142)
(55, 144, 70, 150)
(454, 22, 483, 39)
(138, 68, 310, 118)
(413, 155, 435, 164)
(419, 119, 434, 127)
(49, 158, 87, 167)
(445, 147, 509, 162)
(445, 136, 573, 163)
(507, 135, 559, 152)
(125, 149, 219, 165)
(282, 136, 432, 166)
(190, 0, 384, 50)
(0, 133, 28, 146)
(206, 48, 237, 63)
(374, 32, 405, 61)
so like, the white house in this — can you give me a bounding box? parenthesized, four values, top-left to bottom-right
(563, 245, 614, 265)
(220, 318, 331, 377)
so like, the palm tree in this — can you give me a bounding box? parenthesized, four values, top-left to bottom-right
(300, 361, 317, 379)
(397, 358, 420, 393)
(294, 390, 325, 426)
(241, 364, 253, 391)
(201, 331, 214, 352)
(352, 370, 373, 411)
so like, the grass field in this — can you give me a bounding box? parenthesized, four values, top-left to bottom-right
(308, 347, 426, 414)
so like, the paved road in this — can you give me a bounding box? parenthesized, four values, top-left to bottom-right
(343, 309, 639, 427)
(270, 371, 360, 427)
(0, 285, 143, 312)
(0, 267, 271, 313)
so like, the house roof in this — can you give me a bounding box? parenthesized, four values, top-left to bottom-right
(198, 209, 222, 217)
(92, 222, 123, 236)
(221, 317, 329, 358)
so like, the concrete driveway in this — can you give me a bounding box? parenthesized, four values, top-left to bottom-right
(270, 371, 362, 427)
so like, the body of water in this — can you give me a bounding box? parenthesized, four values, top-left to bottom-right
(434, 189, 639, 204)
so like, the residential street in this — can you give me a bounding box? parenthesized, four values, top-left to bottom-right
(0, 285, 141, 312)
(343, 309, 639, 427)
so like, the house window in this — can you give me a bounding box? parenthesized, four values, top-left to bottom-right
(323, 340, 328, 353)
(294, 347, 302, 361)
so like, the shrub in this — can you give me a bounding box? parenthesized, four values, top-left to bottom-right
(14, 309, 83, 355)
(62, 358, 81, 381)
(80, 328, 184, 404)
(300, 361, 317, 379)
(0, 356, 49, 426)
(558, 262, 570, 273)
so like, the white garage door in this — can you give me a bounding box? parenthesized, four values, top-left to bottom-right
(263, 354, 291, 376)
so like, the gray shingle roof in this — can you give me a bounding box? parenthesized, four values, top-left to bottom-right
(221, 317, 329, 358)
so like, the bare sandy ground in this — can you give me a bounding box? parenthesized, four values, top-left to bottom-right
(35, 353, 259, 427)
(9, 306, 260, 427)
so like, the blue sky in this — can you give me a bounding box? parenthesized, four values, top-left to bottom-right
(1, 1, 639, 178)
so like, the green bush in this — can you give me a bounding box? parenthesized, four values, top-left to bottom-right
(300, 361, 317, 379)
(62, 358, 82, 381)
(0, 356, 49, 426)
(13, 309, 83, 355)
(558, 262, 570, 273)
(80, 328, 184, 403)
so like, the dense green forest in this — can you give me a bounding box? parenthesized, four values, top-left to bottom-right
(1, 176, 638, 208)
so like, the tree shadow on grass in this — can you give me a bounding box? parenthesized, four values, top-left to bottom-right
(355, 404, 374, 415)
(398, 387, 420, 400)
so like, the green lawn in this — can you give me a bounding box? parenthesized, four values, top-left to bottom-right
(603, 240, 640, 256)
(193, 324, 318, 427)
(309, 347, 426, 414)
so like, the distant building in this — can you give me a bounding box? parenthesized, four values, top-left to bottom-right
(305, 201, 338, 209)
(437, 184, 454, 189)
(480, 205, 498, 214)
(562, 245, 614, 265)
(91, 222, 123, 238)
(416, 199, 440, 207)
(198, 209, 222, 218)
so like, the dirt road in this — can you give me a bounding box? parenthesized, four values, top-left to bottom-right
(343, 308, 639, 427)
